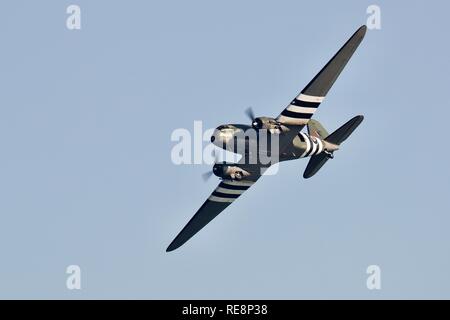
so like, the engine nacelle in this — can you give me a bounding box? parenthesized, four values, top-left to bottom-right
(213, 164, 251, 180)
(252, 117, 287, 134)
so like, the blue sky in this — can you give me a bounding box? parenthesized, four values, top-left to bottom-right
(0, 1, 449, 299)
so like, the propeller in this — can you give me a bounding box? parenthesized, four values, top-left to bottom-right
(245, 107, 256, 123)
(201, 149, 220, 181)
(202, 170, 214, 181)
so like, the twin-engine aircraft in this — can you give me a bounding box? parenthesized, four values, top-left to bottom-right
(167, 25, 367, 252)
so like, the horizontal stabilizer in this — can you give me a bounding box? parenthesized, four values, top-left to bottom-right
(303, 153, 329, 179)
(325, 115, 364, 145)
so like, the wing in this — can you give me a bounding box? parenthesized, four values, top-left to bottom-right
(166, 178, 260, 252)
(277, 25, 367, 151)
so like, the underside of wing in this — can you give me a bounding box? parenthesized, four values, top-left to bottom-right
(276, 25, 367, 150)
(277, 25, 366, 126)
(166, 179, 258, 252)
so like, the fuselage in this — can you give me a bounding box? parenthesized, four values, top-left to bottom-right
(210, 123, 338, 163)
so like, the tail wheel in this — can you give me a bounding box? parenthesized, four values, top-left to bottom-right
(325, 151, 334, 159)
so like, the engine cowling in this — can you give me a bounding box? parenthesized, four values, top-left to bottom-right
(251, 117, 286, 133)
(213, 163, 250, 180)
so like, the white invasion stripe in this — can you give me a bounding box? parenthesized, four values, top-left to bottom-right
(276, 115, 309, 125)
(300, 133, 310, 158)
(286, 105, 316, 114)
(309, 136, 316, 156)
(222, 180, 254, 187)
(208, 195, 235, 203)
(216, 187, 245, 195)
(316, 138, 323, 154)
(297, 93, 325, 103)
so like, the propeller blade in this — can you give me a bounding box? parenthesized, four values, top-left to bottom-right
(202, 170, 214, 181)
(245, 107, 255, 122)
(211, 148, 220, 163)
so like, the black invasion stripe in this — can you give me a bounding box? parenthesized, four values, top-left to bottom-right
(281, 109, 313, 119)
(316, 140, 322, 155)
(219, 182, 249, 190)
(212, 191, 240, 199)
(291, 99, 320, 108)
(305, 136, 315, 157)
(298, 133, 305, 142)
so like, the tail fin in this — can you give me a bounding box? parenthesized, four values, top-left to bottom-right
(303, 115, 364, 179)
(307, 119, 329, 139)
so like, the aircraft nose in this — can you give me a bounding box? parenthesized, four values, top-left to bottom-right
(211, 129, 220, 144)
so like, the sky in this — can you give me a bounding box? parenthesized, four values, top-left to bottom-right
(0, 0, 449, 299)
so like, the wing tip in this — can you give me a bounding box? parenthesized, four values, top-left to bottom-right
(352, 25, 367, 43)
(303, 172, 313, 179)
(354, 114, 365, 125)
(357, 25, 367, 37)
(166, 241, 179, 252)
